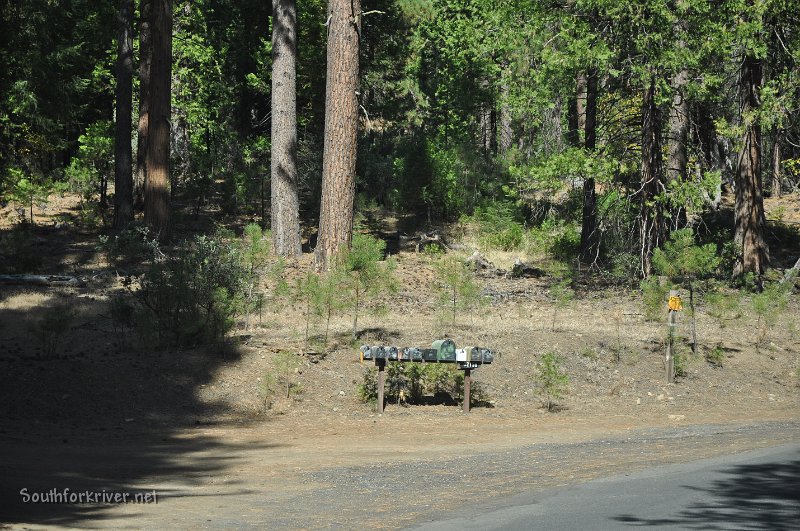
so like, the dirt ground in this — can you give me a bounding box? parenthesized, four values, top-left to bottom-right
(0, 193, 799, 528)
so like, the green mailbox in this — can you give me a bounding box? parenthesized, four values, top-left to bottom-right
(431, 338, 456, 362)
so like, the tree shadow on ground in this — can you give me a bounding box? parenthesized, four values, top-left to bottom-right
(614, 457, 800, 529)
(0, 284, 282, 527)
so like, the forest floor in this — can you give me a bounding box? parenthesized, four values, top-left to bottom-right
(0, 193, 799, 528)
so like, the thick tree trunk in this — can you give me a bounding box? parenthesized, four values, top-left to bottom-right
(315, 0, 360, 270)
(271, 0, 302, 257)
(135, 0, 151, 211)
(144, 0, 171, 238)
(113, 0, 134, 230)
(578, 69, 598, 265)
(667, 67, 689, 228)
(640, 76, 666, 277)
(771, 131, 782, 198)
(733, 55, 768, 277)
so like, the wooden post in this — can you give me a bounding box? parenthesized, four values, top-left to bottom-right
(377, 359, 386, 414)
(463, 369, 471, 413)
(666, 289, 680, 383)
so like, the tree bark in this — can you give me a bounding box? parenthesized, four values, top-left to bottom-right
(733, 54, 768, 277)
(315, 0, 361, 270)
(144, 0, 171, 238)
(271, 0, 302, 256)
(667, 67, 689, 228)
(640, 76, 666, 277)
(135, 0, 152, 211)
(771, 130, 782, 198)
(114, 0, 134, 230)
(578, 68, 598, 265)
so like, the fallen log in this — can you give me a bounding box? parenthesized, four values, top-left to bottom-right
(0, 274, 86, 288)
(510, 259, 547, 278)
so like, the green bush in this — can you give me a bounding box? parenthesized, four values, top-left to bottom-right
(357, 362, 475, 406)
(474, 203, 525, 251)
(135, 233, 256, 348)
(752, 282, 791, 348)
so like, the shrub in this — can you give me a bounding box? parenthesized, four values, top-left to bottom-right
(357, 362, 476, 406)
(135, 233, 256, 348)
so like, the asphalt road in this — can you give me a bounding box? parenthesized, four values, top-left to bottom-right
(412, 442, 800, 530)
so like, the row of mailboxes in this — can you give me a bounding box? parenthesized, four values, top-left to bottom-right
(360, 340, 493, 364)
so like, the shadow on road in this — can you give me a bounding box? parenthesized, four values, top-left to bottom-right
(614, 457, 800, 528)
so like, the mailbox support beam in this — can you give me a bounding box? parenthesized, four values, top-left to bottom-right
(376, 359, 386, 413)
(463, 369, 471, 413)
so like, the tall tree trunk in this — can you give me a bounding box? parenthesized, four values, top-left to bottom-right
(578, 69, 598, 265)
(667, 67, 689, 228)
(135, 0, 151, 211)
(771, 130, 782, 198)
(640, 76, 666, 277)
(114, 0, 134, 230)
(733, 54, 768, 277)
(315, 0, 361, 270)
(499, 68, 512, 155)
(271, 0, 301, 256)
(144, 0, 171, 238)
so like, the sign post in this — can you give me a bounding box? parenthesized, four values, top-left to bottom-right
(463, 368, 471, 413)
(666, 290, 682, 383)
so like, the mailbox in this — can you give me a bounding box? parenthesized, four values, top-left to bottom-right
(386, 346, 399, 360)
(480, 348, 493, 364)
(431, 339, 456, 362)
(360, 345, 373, 360)
(371, 346, 386, 359)
(421, 348, 438, 362)
(408, 347, 424, 361)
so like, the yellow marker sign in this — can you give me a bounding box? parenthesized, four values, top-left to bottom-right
(668, 296, 682, 311)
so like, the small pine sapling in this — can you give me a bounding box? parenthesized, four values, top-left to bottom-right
(336, 234, 398, 339)
(535, 351, 569, 412)
(435, 255, 484, 325)
(652, 228, 720, 354)
(751, 282, 791, 350)
(274, 350, 302, 399)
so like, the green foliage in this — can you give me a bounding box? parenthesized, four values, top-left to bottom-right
(640, 278, 670, 322)
(706, 289, 742, 329)
(707, 344, 725, 367)
(357, 362, 477, 406)
(526, 216, 581, 261)
(98, 224, 162, 268)
(335, 234, 398, 338)
(3, 167, 51, 223)
(534, 351, 569, 412)
(434, 255, 485, 325)
(135, 233, 257, 349)
(652, 229, 720, 281)
(473, 203, 525, 251)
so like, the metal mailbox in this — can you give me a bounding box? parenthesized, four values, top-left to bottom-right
(431, 339, 456, 362)
(386, 346, 399, 361)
